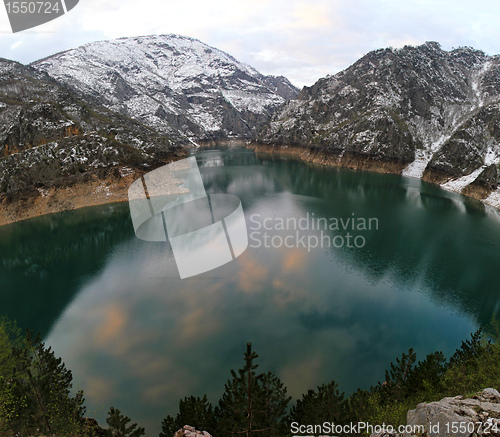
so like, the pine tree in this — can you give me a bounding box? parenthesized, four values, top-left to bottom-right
(216, 343, 290, 437)
(379, 348, 417, 403)
(8, 330, 86, 435)
(260, 372, 290, 437)
(346, 388, 371, 422)
(160, 395, 215, 437)
(159, 414, 177, 437)
(449, 329, 484, 366)
(408, 351, 446, 394)
(0, 317, 21, 376)
(291, 381, 347, 425)
(106, 407, 145, 437)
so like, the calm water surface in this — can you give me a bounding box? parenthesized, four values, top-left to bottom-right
(1, 148, 499, 435)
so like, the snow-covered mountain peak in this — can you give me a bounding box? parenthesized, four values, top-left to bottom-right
(32, 34, 299, 142)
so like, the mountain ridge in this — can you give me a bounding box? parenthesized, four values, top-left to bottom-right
(3, 37, 500, 223)
(32, 34, 299, 144)
(0, 34, 299, 224)
(0, 55, 186, 225)
(256, 41, 500, 208)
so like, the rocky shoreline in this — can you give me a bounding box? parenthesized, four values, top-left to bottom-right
(0, 142, 252, 227)
(0, 170, 136, 226)
(249, 143, 500, 212)
(2, 143, 500, 227)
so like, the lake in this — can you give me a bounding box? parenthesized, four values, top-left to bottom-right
(1, 147, 499, 435)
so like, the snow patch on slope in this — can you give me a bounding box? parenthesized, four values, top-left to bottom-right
(402, 58, 498, 180)
(402, 134, 451, 178)
(441, 166, 486, 192)
(485, 189, 500, 209)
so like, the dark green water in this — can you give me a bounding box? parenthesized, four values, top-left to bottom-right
(1, 147, 499, 435)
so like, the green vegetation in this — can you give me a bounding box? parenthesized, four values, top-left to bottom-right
(2, 313, 500, 437)
(0, 318, 85, 435)
(160, 395, 215, 437)
(352, 327, 500, 428)
(162, 328, 500, 437)
(0, 317, 153, 436)
(106, 407, 145, 437)
(161, 344, 290, 437)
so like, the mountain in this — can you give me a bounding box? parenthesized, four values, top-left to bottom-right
(32, 34, 299, 144)
(5, 37, 500, 222)
(1, 35, 298, 224)
(0, 57, 185, 223)
(257, 42, 500, 206)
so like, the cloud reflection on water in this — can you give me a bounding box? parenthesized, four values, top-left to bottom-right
(45, 222, 477, 434)
(11, 149, 498, 435)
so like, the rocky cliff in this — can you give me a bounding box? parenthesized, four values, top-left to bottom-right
(257, 42, 500, 207)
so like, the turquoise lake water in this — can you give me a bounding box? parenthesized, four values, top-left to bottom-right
(1, 147, 499, 435)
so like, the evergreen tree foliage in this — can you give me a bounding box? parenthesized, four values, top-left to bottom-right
(106, 407, 145, 437)
(0, 321, 86, 436)
(260, 371, 290, 436)
(448, 328, 484, 366)
(159, 414, 177, 437)
(378, 348, 446, 405)
(0, 318, 22, 434)
(10, 330, 86, 435)
(380, 347, 417, 403)
(0, 317, 21, 376)
(160, 395, 215, 437)
(291, 381, 347, 425)
(408, 351, 446, 394)
(345, 388, 371, 422)
(216, 343, 290, 437)
(217, 343, 261, 437)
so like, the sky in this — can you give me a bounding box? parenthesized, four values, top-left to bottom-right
(1, 0, 500, 87)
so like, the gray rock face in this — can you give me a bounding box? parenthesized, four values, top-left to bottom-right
(0, 57, 183, 197)
(32, 34, 299, 143)
(370, 389, 500, 437)
(258, 42, 500, 202)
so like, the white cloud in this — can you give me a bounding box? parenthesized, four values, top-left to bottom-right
(1, 0, 500, 86)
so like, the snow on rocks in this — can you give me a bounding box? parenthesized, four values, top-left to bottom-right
(485, 189, 500, 209)
(402, 149, 433, 178)
(32, 34, 298, 141)
(441, 166, 486, 192)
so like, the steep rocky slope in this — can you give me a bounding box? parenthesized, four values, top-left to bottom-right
(32, 34, 299, 144)
(257, 42, 500, 207)
(0, 57, 185, 224)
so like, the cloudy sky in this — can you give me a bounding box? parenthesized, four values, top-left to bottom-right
(1, 0, 500, 87)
